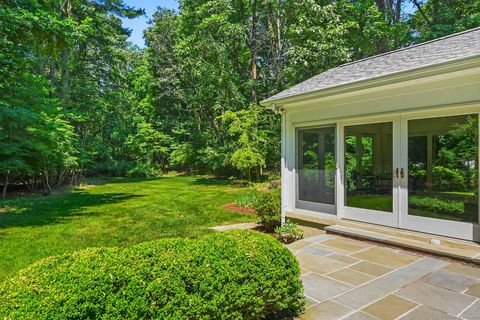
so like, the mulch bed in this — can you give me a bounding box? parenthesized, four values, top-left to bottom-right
(222, 203, 256, 215)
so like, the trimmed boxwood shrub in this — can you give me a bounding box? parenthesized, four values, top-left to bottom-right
(0, 230, 304, 319)
(253, 190, 281, 232)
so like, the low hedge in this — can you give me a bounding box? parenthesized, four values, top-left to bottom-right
(0, 230, 304, 319)
(409, 196, 464, 216)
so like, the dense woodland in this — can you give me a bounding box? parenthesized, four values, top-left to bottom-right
(1, 0, 480, 198)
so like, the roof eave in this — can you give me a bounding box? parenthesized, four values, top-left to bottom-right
(260, 54, 480, 108)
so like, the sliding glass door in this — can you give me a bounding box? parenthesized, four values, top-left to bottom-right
(296, 126, 336, 214)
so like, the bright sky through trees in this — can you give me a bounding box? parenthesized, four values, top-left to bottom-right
(121, 0, 178, 47)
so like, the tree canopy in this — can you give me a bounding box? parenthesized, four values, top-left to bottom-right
(1, 0, 479, 198)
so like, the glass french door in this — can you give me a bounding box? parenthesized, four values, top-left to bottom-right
(342, 116, 401, 227)
(341, 109, 479, 241)
(400, 111, 479, 241)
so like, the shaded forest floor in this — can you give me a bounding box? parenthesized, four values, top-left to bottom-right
(0, 176, 256, 280)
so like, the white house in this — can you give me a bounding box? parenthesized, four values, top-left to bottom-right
(261, 28, 480, 241)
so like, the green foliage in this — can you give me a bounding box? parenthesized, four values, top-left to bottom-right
(432, 166, 465, 191)
(410, 0, 480, 41)
(409, 196, 464, 216)
(2, 0, 479, 194)
(253, 190, 282, 232)
(126, 162, 160, 178)
(235, 191, 259, 208)
(0, 230, 304, 319)
(275, 222, 304, 244)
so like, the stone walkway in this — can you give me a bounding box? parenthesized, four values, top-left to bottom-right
(289, 234, 480, 320)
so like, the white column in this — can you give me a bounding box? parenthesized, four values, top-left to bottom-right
(281, 110, 287, 225)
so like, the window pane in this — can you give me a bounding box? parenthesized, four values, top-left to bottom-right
(297, 127, 336, 205)
(345, 122, 393, 212)
(408, 114, 478, 223)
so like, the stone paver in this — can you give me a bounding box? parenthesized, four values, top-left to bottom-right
(321, 237, 371, 253)
(396, 281, 476, 315)
(304, 296, 318, 308)
(361, 294, 417, 320)
(422, 269, 478, 292)
(313, 243, 351, 255)
(303, 245, 336, 256)
(460, 300, 480, 320)
(328, 253, 360, 265)
(342, 312, 379, 320)
(465, 283, 480, 298)
(303, 300, 352, 320)
(297, 252, 348, 274)
(334, 257, 447, 310)
(349, 261, 392, 277)
(287, 239, 312, 252)
(351, 246, 420, 268)
(301, 273, 351, 302)
(443, 263, 480, 279)
(290, 233, 480, 320)
(303, 233, 336, 243)
(327, 268, 374, 286)
(398, 305, 459, 320)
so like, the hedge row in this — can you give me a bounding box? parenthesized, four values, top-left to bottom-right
(0, 230, 304, 319)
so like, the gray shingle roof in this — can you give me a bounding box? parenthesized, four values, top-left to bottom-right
(263, 27, 480, 103)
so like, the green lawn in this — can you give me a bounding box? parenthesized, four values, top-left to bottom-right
(0, 176, 256, 281)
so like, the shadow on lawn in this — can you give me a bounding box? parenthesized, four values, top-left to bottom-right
(0, 191, 143, 229)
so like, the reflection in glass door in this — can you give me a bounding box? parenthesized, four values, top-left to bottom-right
(408, 114, 478, 224)
(344, 122, 393, 213)
(296, 126, 336, 214)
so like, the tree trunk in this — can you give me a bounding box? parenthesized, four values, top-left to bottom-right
(251, 0, 258, 103)
(375, 0, 389, 53)
(60, 49, 70, 100)
(412, 0, 432, 27)
(44, 166, 52, 195)
(2, 171, 9, 201)
(79, 163, 84, 185)
(49, 60, 56, 88)
(56, 168, 67, 188)
(275, 1, 282, 89)
(69, 169, 76, 185)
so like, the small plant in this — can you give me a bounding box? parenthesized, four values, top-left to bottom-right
(235, 191, 258, 208)
(253, 190, 281, 232)
(275, 222, 304, 244)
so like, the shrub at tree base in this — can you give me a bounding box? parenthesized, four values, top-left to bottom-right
(0, 230, 304, 320)
(253, 191, 281, 232)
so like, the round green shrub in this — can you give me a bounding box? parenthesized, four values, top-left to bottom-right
(0, 230, 304, 320)
(253, 190, 281, 232)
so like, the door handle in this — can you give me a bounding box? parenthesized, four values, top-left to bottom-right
(394, 168, 399, 179)
(400, 168, 405, 179)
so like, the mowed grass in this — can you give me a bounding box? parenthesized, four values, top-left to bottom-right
(0, 176, 256, 280)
